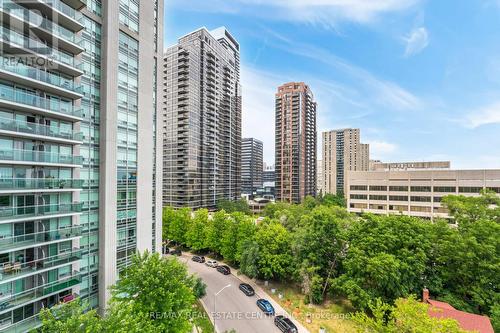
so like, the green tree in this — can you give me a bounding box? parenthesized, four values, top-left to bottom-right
(319, 193, 346, 207)
(39, 299, 103, 333)
(254, 220, 294, 280)
(110, 251, 197, 333)
(332, 214, 435, 310)
(293, 205, 349, 303)
(185, 208, 209, 251)
(217, 199, 251, 215)
(352, 297, 468, 333)
(206, 210, 229, 253)
(240, 239, 260, 278)
(163, 207, 191, 245)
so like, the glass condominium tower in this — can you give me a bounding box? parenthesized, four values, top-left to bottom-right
(163, 27, 241, 209)
(0, 0, 163, 331)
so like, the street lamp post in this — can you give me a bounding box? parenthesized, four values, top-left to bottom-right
(213, 284, 231, 332)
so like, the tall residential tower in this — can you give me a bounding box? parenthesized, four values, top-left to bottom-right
(275, 82, 317, 203)
(0, 0, 163, 330)
(241, 138, 263, 196)
(322, 128, 369, 195)
(163, 27, 242, 209)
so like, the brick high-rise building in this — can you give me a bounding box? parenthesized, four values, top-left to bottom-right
(163, 27, 241, 209)
(275, 82, 317, 203)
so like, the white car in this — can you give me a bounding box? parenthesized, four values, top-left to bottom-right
(205, 260, 218, 268)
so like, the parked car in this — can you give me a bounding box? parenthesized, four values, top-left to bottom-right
(256, 299, 275, 315)
(216, 265, 231, 275)
(274, 315, 298, 333)
(239, 283, 255, 296)
(205, 260, 218, 268)
(170, 248, 182, 256)
(192, 255, 205, 263)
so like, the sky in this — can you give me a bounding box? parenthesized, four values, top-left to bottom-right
(164, 0, 500, 169)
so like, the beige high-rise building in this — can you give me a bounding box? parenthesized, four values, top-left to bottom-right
(322, 128, 369, 195)
(317, 159, 323, 195)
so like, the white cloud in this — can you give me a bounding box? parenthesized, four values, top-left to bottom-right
(240, 66, 289, 164)
(266, 34, 421, 110)
(464, 101, 500, 128)
(168, 0, 420, 27)
(367, 140, 398, 160)
(403, 27, 429, 56)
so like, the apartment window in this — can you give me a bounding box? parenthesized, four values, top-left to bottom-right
(410, 206, 432, 212)
(369, 185, 387, 191)
(434, 197, 442, 202)
(389, 205, 407, 211)
(433, 186, 456, 193)
(459, 187, 483, 193)
(350, 194, 367, 200)
(411, 196, 431, 202)
(389, 195, 408, 202)
(411, 186, 431, 192)
(389, 186, 408, 191)
(119, 0, 140, 32)
(370, 195, 387, 201)
(350, 185, 367, 191)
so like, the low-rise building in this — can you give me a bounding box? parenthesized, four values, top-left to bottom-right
(347, 169, 500, 221)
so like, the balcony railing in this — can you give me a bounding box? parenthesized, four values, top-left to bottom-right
(0, 202, 83, 221)
(0, 117, 82, 141)
(0, 226, 81, 251)
(0, 27, 77, 67)
(0, 249, 82, 281)
(0, 148, 83, 165)
(0, 271, 81, 312)
(39, 0, 83, 21)
(0, 178, 83, 191)
(0, 85, 81, 118)
(0, 56, 80, 93)
(0, 0, 80, 45)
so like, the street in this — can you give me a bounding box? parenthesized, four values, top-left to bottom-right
(176, 254, 308, 333)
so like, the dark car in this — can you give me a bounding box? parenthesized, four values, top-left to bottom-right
(274, 315, 298, 333)
(216, 265, 231, 275)
(170, 248, 182, 256)
(239, 283, 255, 296)
(192, 255, 205, 263)
(256, 299, 275, 315)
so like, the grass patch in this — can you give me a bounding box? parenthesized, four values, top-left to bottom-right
(192, 300, 214, 333)
(257, 280, 359, 333)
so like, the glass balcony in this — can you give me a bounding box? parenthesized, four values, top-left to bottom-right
(0, 178, 83, 191)
(0, 271, 81, 312)
(0, 226, 81, 252)
(0, 0, 80, 46)
(0, 27, 78, 67)
(0, 148, 83, 165)
(0, 56, 80, 93)
(0, 202, 83, 222)
(0, 315, 41, 333)
(0, 85, 82, 118)
(0, 249, 82, 282)
(39, 0, 83, 21)
(0, 117, 83, 141)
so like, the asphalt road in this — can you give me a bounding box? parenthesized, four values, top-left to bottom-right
(175, 253, 307, 333)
